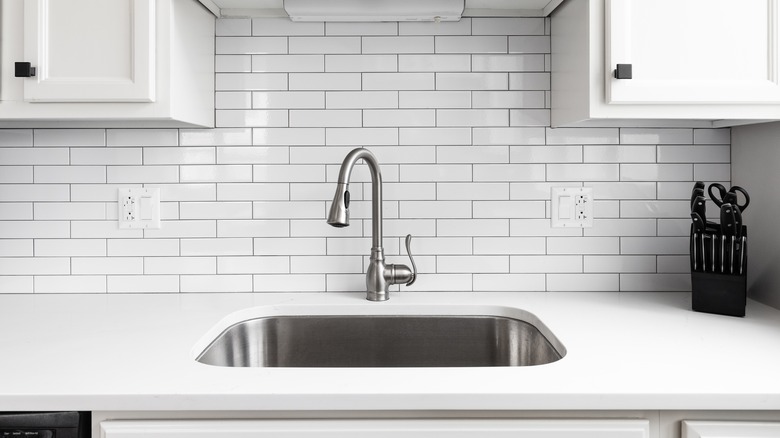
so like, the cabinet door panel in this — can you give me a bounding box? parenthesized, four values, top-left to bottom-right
(101, 419, 650, 438)
(606, 0, 780, 104)
(23, 0, 155, 102)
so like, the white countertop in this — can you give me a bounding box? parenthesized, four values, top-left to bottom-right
(1, 291, 780, 411)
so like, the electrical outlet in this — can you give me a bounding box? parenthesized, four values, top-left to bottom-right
(551, 187, 593, 228)
(118, 188, 161, 229)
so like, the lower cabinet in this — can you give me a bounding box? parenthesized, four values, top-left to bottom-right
(101, 419, 651, 438)
(682, 421, 780, 438)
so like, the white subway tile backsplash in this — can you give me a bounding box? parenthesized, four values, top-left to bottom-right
(437, 73, 508, 90)
(438, 182, 509, 200)
(398, 91, 471, 108)
(0, 148, 69, 165)
(693, 128, 730, 144)
(252, 18, 323, 36)
(108, 275, 179, 293)
(107, 129, 178, 147)
(181, 128, 252, 146)
(437, 219, 509, 236)
(364, 110, 435, 127)
(399, 19, 471, 36)
(584, 255, 656, 273)
(33, 129, 105, 147)
(473, 274, 545, 291)
(180, 202, 252, 219)
(435, 36, 507, 53)
(0, 17, 728, 295)
(438, 109, 508, 127)
(694, 164, 731, 181)
(254, 91, 325, 109)
(0, 203, 32, 220)
(216, 19, 250, 36)
(218, 220, 289, 238)
(363, 36, 434, 53)
(620, 128, 693, 145)
(398, 55, 470, 72)
(72, 257, 142, 275)
(328, 128, 399, 145)
(510, 145, 581, 163)
(216, 37, 287, 54)
(252, 55, 324, 72)
(253, 127, 324, 145)
(620, 274, 690, 292)
(508, 36, 551, 53)
(472, 91, 545, 108)
(363, 73, 435, 90)
(547, 274, 619, 292)
(472, 54, 545, 72)
(0, 166, 33, 183)
(181, 275, 252, 293)
(511, 255, 582, 273)
(144, 147, 215, 165)
(71, 148, 142, 165)
(289, 73, 361, 90)
(620, 200, 689, 218)
(36, 276, 106, 293)
(0, 240, 32, 257)
(473, 200, 545, 218)
(326, 22, 398, 36)
(472, 18, 545, 36)
(472, 127, 545, 145)
(217, 56, 251, 73)
(289, 37, 361, 54)
(327, 91, 398, 109)
(216, 73, 287, 91)
(324, 55, 396, 72)
(0, 129, 33, 147)
(0, 221, 69, 238)
(290, 110, 362, 127)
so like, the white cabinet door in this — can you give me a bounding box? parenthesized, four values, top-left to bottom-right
(606, 0, 780, 104)
(101, 419, 650, 438)
(683, 420, 780, 438)
(22, 0, 155, 102)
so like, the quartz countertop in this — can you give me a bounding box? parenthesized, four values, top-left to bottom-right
(1, 291, 779, 411)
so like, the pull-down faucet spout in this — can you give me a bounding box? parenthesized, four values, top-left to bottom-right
(327, 148, 416, 301)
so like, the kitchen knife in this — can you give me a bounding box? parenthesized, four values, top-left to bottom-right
(690, 187, 705, 209)
(720, 203, 736, 274)
(690, 213, 706, 272)
(734, 206, 745, 275)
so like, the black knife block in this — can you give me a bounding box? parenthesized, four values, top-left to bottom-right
(690, 225, 747, 317)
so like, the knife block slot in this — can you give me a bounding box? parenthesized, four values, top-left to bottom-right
(690, 225, 747, 317)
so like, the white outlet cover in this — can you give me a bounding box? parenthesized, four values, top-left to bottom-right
(118, 188, 161, 229)
(551, 187, 593, 228)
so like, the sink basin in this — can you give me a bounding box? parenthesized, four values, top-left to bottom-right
(195, 314, 565, 367)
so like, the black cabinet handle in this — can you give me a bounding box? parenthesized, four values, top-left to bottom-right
(614, 63, 632, 79)
(15, 62, 36, 78)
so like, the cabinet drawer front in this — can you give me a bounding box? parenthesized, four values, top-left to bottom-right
(683, 420, 780, 438)
(102, 419, 650, 438)
(23, 0, 155, 102)
(606, 0, 780, 104)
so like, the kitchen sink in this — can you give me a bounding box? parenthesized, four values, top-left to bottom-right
(195, 314, 565, 367)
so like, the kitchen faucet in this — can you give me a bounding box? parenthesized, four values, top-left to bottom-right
(327, 147, 417, 301)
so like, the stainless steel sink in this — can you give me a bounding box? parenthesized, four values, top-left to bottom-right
(196, 314, 565, 367)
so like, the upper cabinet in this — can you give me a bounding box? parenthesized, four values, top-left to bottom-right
(551, 0, 780, 128)
(0, 0, 215, 128)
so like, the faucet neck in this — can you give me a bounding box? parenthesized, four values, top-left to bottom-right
(337, 148, 383, 250)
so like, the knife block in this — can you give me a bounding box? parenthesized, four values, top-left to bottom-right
(690, 226, 747, 317)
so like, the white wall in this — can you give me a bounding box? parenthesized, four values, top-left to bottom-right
(0, 17, 730, 294)
(732, 122, 780, 309)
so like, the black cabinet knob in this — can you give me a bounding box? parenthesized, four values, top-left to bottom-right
(14, 62, 36, 78)
(614, 63, 632, 79)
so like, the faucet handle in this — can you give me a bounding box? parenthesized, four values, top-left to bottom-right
(404, 234, 417, 286)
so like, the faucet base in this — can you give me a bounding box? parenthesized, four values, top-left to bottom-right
(366, 290, 389, 301)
